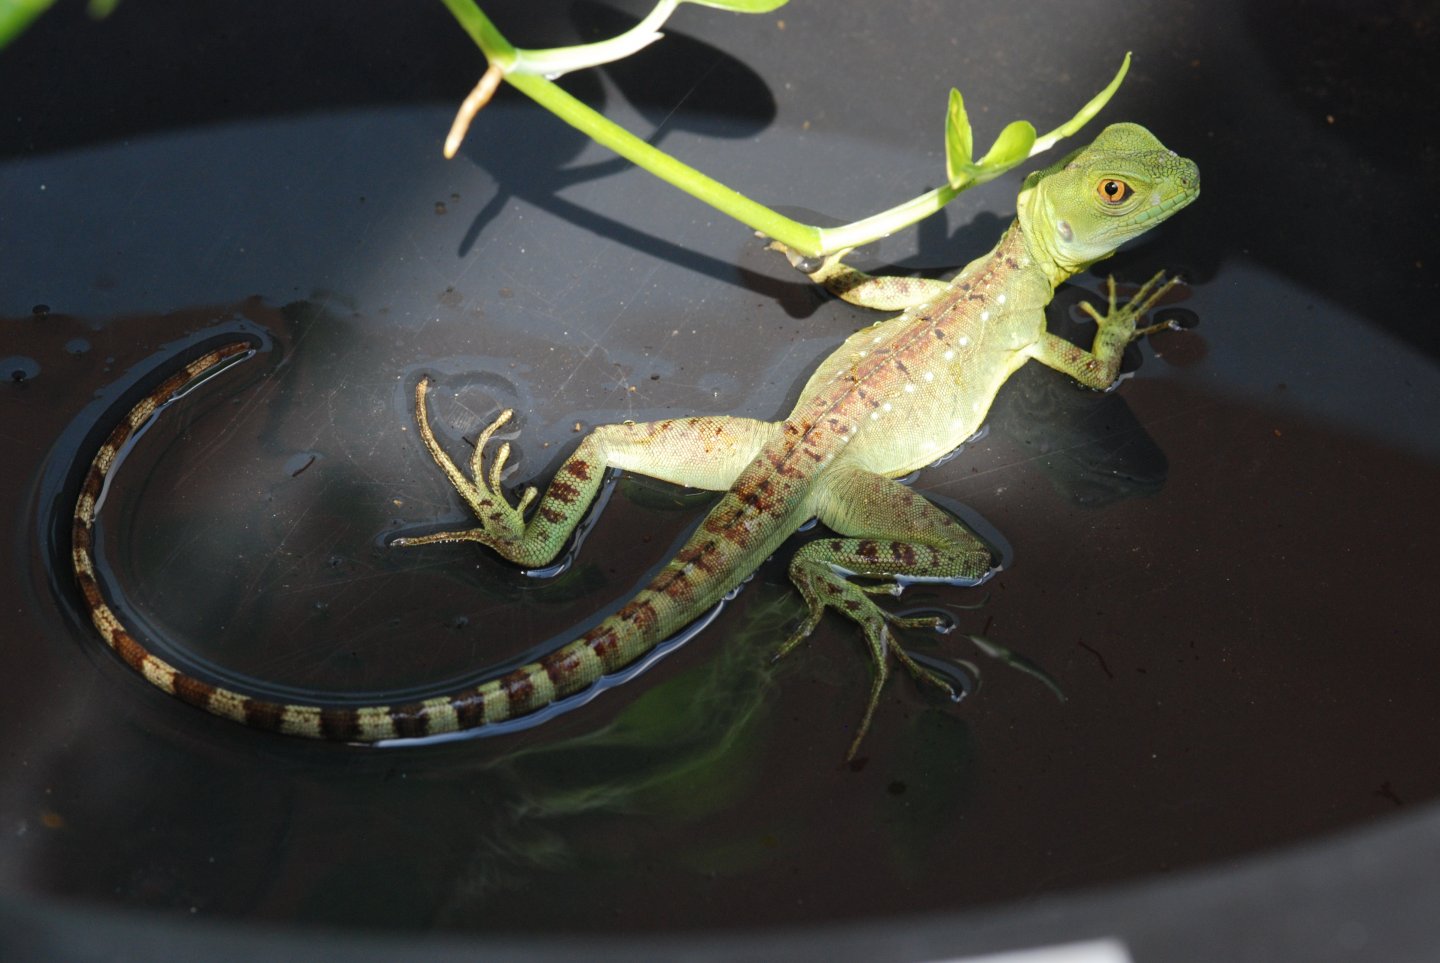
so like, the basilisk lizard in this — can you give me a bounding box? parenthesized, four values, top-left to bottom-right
(72, 123, 1198, 756)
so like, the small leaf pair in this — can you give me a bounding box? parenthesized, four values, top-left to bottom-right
(945, 52, 1131, 190)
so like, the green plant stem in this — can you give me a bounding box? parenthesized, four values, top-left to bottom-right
(504, 70, 1041, 258)
(816, 184, 958, 253)
(505, 71, 825, 254)
(440, 0, 1127, 259)
(438, 0, 516, 67)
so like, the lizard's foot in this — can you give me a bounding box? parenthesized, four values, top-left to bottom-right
(776, 556, 975, 761)
(391, 377, 536, 552)
(1079, 271, 1183, 340)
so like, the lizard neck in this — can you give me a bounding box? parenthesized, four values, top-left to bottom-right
(951, 218, 1056, 305)
(1015, 185, 1084, 290)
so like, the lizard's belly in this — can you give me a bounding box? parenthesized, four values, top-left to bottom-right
(844, 348, 1030, 477)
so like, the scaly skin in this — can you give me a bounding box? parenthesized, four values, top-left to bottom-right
(73, 123, 1198, 756)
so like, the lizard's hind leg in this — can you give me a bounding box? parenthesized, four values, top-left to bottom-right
(393, 376, 776, 569)
(775, 465, 997, 759)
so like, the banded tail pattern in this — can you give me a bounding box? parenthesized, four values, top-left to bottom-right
(70, 342, 790, 742)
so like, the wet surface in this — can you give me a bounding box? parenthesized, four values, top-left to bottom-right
(2, 0, 1439, 943)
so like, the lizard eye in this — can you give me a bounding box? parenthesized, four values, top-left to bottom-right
(1097, 179, 1133, 204)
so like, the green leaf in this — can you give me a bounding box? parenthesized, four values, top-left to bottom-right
(682, 0, 789, 11)
(977, 119, 1037, 170)
(0, 0, 59, 50)
(944, 87, 974, 186)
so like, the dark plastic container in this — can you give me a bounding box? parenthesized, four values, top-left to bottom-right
(3, 1, 1437, 959)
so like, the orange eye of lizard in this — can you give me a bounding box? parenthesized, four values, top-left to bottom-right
(1098, 179, 1133, 204)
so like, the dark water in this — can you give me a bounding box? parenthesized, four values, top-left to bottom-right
(2, 0, 1438, 947)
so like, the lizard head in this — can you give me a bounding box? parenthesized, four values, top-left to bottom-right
(1017, 122, 1199, 282)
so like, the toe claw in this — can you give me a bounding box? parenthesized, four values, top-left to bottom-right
(489, 441, 511, 492)
(515, 485, 538, 515)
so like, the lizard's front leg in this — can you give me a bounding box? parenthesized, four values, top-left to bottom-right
(393, 376, 776, 569)
(775, 464, 998, 759)
(1028, 271, 1183, 390)
(768, 242, 950, 311)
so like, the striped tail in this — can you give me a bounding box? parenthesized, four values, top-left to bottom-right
(72, 342, 805, 742)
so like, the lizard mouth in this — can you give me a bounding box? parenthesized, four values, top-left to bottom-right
(1132, 184, 1199, 227)
(1135, 159, 1201, 226)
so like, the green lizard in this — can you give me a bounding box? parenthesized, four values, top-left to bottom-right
(72, 122, 1198, 756)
